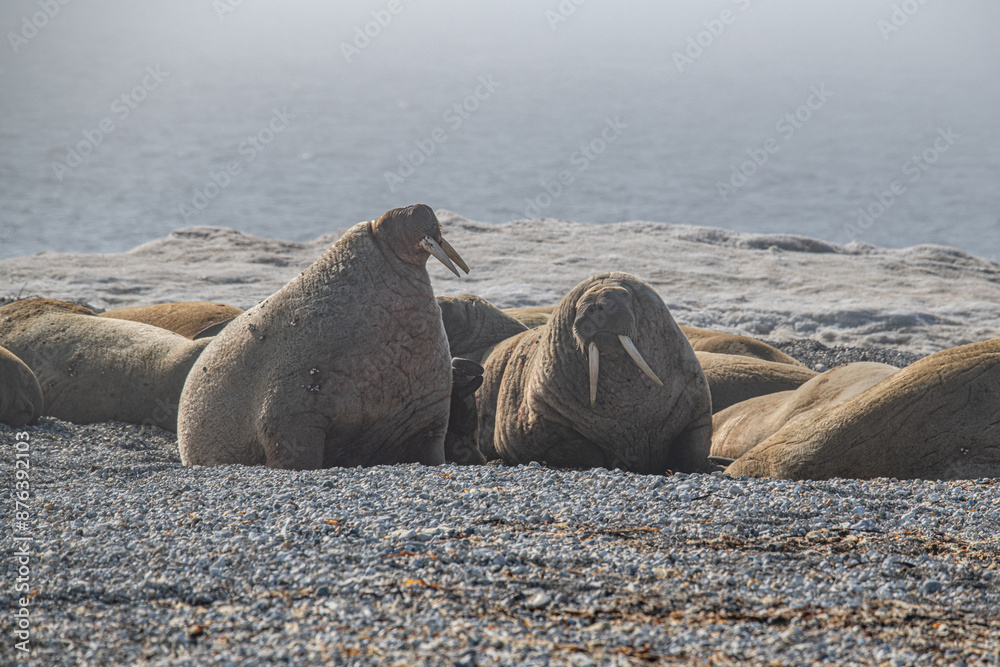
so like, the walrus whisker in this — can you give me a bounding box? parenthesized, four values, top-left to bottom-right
(420, 236, 462, 278)
(589, 341, 599, 406)
(618, 335, 663, 386)
(439, 237, 469, 274)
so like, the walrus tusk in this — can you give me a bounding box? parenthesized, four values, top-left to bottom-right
(439, 237, 470, 274)
(589, 341, 599, 407)
(618, 335, 663, 386)
(420, 236, 462, 277)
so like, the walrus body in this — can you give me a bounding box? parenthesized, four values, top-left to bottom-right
(696, 351, 817, 413)
(681, 326, 804, 367)
(503, 306, 555, 329)
(0, 299, 209, 431)
(178, 205, 469, 470)
(727, 339, 1000, 480)
(438, 294, 529, 364)
(0, 345, 44, 427)
(478, 272, 713, 474)
(710, 362, 899, 460)
(98, 302, 244, 339)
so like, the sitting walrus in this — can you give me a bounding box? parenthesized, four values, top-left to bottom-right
(681, 326, 804, 367)
(477, 272, 713, 474)
(0, 299, 210, 431)
(98, 302, 244, 339)
(727, 338, 1000, 480)
(0, 345, 44, 427)
(710, 362, 899, 460)
(178, 204, 470, 470)
(696, 351, 817, 413)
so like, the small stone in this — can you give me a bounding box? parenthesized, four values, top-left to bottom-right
(921, 580, 943, 595)
(524, 592, 552, 609)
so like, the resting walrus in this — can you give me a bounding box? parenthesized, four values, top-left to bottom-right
(477, 272, 713, 474)
(726, 338, 1000, 480)
(710, 362, 899, 461)
(0, 299, 209, 431)
(98, 302, 244, 339)
(696, 351, 818, 413)
(0, 345, 44, 427)
(178, 204, 470, 469)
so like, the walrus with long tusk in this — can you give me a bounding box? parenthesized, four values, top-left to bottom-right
(477, 272, 713, 473)
(178, 204, 470, 469)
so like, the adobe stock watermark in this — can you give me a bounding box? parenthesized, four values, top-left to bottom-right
(7, 0, 73, 54)
(50, 65, 170, 182)
(213, 0, 247, 21)
(878, 0, 931, 41)
(523, 117, 627, 218)
(716, 84, 833, 201)
(546, 0, 587, 31)
(11, 431, 34, 654)
(341, 0, 403, 63)
(844, 127, 960, 241)
(383, 75, 501, 193)
(673, 0, 751, 73)
(179, 107, 295, 223)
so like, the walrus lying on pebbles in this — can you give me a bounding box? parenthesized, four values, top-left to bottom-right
(178, 204, 470, 469)
(727, 338, 1000, 480)
(98, 302, 244, 339)
(503, 306, 555, 329)
(696, 351, 817, 413)
(0, 345, 44, 427)
(681, 326, 805, 367)
(477, 272, 713, 474)
(710, 362, 899, 460)
(0, 299, 209, 431)
(437, 294, 528, 364)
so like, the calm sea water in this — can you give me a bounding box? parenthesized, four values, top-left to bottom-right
(1, 2, 998, 261)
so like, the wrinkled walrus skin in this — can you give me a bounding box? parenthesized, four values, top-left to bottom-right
(478, 272, 713, 474)
(178, 204, 470, 470)
(710, 362, 899, 461)
(0, 299, 209, 431)
(727, 338, 1000, 480)
(438, 294, 529, 364)
(98, 302, 244, 339)
(0, 345, 44, 427)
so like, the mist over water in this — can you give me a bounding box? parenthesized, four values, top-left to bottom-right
(1, 0, 998, 260)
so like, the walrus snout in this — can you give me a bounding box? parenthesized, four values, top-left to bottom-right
(573, 287, 662, 406)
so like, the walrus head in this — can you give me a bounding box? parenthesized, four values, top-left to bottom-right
(372, 204, 469, 277)
(572, 284, 663, 406)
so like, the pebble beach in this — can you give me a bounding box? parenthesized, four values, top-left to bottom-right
(3, 215, 1000, 664)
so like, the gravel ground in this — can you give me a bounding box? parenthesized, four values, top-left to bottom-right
(766, 339, 924, 372)
(2, 344, 999, 666)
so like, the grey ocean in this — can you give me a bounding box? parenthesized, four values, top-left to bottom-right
(1, 0, 998, 260)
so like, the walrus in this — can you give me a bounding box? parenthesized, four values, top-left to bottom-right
(710, 362, 899, 460)
(696, 351, 817, 413)
(438, 294, 529, 364)
(726, 338, 1000, 480)
(178, 204, 470, 469)
(0, 345, 44, 427)
(680, 326, 805, 367)
(0, 299, 210, 431)
(477, 272, 713, 474)
(503, 306, 555, 329)
(98, 302, 244, 339)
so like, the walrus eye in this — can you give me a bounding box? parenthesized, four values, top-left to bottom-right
(419, 236, 466, 278)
